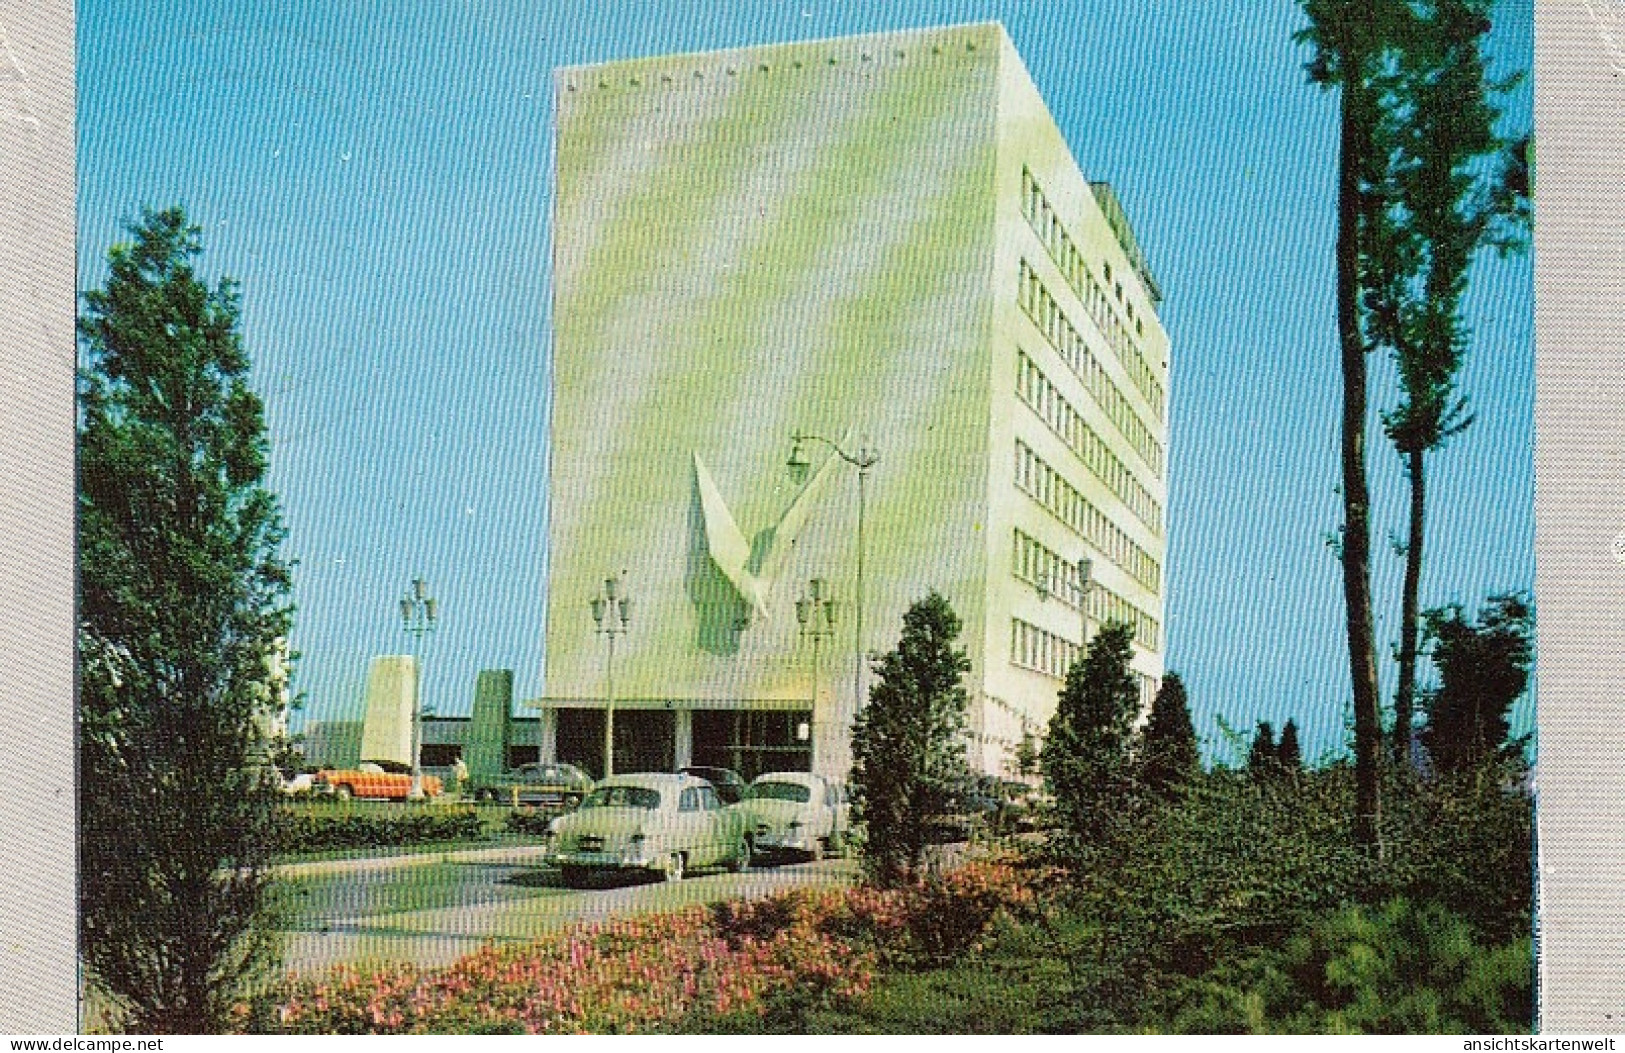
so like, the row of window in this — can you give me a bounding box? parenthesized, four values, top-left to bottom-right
(1016, 350, 1163, 535)
(1088, 581, 1162, 652)
(1136, 672, 1159, 712)
(1014, 439, 1162, 593)
(1011, 528, 1161, 651)
(1011, 527, 1086, 609)
(1020, 167, 1164, 422)
(1017, 259, 1165, 477)
(1010, 617, 1081, 681)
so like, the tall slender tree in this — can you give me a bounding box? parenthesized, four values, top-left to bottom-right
(1370, 1, 1528, 762)
(1297, 0, 1418, 852)
(78, 207, 294, 1031)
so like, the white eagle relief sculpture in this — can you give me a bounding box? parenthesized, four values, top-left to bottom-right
(693, 438, 845, 624)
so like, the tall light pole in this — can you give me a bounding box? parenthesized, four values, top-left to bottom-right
(795, 577, 838, 763)
(399, 576, 438, 801)
(590, 573, 632, 779)
(787, 432, 878, 716)
(1076, 556, 1094, 654)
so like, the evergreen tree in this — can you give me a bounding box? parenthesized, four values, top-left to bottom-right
(1278, 718, 1304, 772)
(1248, 721, 1280, 780)
(1420, 593, 1533, 774)
(849, 591, 972, 885)
(1013, 729, 1042, 780)
(1139, 672, 1199, 796)
(78, 207, 294, 1032)
(1042, 622, 1139, 842)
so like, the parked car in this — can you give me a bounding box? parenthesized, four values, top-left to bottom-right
(925, 774, 1006, 843)
(677, 765, 747, 805)
(274, 766, 331, 798)
(470, 761, 593, 809)
(547, 773, 750, 886)
(735, 771, 849, 862)
(315, 763, 444, 801)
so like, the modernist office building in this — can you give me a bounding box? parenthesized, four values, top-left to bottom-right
(536, 22, 1169, 781)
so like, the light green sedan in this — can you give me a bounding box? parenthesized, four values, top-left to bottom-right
(547, 773, 751, 887)
(735, 771, 850, 862)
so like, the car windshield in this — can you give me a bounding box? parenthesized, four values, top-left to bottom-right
(749, 781, 811, 803)
(579, 785, 661, 810)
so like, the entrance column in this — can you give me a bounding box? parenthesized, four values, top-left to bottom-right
(673, 707, 693, 769)
(539, 707, 558, 765)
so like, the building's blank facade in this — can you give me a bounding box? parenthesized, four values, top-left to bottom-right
(538, 22, 1168, 781)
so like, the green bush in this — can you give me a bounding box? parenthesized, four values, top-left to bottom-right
(1380, 765, 1534, 945)
(276, 807, 484, 853)
(1052, 763, 1532, 977)
(1157, 899, 1532, 1034)
(504, 809, 556, 836)
(1018, 758, 1533, 1032)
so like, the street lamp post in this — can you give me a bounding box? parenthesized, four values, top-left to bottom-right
(795, 577, 838, 758)
(399, 577, 438, 801)
(787, 433, 878, 715)
(1076, 556, 1094, 654)
(590, 573, 632, 779)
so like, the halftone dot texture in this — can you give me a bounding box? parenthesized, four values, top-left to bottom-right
(57, 0, 1581, 1029)
(74, 0, 1534, 773)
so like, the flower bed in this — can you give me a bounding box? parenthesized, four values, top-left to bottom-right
(243, 857, 1041, 1034)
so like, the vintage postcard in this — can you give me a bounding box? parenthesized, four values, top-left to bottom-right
(5, 0, 1621, 1037)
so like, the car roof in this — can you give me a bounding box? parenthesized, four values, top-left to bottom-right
(751, 771, 823, 787)
(597, 772, 701, 791)
(680, 765, 741, 780)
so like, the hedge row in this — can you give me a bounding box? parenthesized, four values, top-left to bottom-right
(503, 809, 557, 836)
(278, 808, 485, 853)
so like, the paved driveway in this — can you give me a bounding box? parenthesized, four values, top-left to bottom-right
(274, 851, 859, 976)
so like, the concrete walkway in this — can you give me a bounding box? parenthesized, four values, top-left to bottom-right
(274, 852, 859, 976)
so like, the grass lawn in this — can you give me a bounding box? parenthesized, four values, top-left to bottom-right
(802, 953, 1081, 1034)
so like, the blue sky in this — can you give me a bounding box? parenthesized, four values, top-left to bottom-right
(77, 0, 1534, 766)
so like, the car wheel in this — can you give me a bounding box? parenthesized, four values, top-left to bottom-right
(560, 865, 589, 889)
(475, 788, 496, 803)
(333, 784, 354, 801)
(662, 852, 686, 883)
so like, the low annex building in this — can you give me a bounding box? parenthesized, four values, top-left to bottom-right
(536, 22, 1170, 781)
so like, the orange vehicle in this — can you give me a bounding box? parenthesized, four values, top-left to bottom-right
(316, 765, 443, 801)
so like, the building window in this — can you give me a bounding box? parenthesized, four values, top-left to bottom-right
(1013, 440, 1162, 595)
(1014, 349, 1164, 535)
(1016, 259, 1165, 477)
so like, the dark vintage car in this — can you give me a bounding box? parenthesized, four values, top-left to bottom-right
(470, 761, 593, 809)
(678, 765, 747, 806)
(925, 774, 1019, 843)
